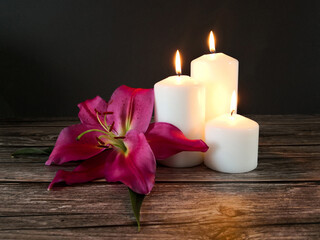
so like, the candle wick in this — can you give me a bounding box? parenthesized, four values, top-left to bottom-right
(231, 110, 235, 116)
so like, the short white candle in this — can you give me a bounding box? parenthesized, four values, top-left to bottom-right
(204, 91, 259, 173)
(191, 31, 239, 121)
(154, 50, 205, 167)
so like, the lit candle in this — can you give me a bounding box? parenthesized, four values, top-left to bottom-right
(204, 91, 259, 173)
(154, 50, 205, 167)
(191, 31, 239, 121)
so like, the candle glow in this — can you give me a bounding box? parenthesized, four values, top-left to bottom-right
(230, 90, 237, 116)
(154, 49, 206, 167)
(204, 90, 259, 173)
(209, 31, 215, 53)
(175, 50, 182, 75)
(191, 31, 238, 121)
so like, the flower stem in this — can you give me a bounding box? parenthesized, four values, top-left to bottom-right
(128, 188, 146, 232)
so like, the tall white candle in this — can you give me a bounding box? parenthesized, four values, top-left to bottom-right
(205, 91, 259, 173)
(154, 50, 205, 167)
(191, 31, 239, 121)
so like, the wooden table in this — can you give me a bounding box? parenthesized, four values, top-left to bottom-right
(0, 115, 319, 239)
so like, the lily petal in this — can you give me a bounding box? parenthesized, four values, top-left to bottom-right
(46, 124, 104, 165)
(145, 122, 209, 160)
(78, 96, 108, 126)
(48, 150, 110, 190)
(104, 130, 156, 195)
(107, 85, 154, 135)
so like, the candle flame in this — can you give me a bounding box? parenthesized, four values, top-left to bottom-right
(230, 90, 237, 116)
(209, 31, 215, 53)
(175, 50, 181, 75)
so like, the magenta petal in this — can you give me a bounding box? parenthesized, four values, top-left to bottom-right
(107, 85, 154, 135)
(46, 124, 104, 165)
(48, 150, 110, 190)
(104, 130, 156, 195)
(78, 96, 108, 126)
(145, 122, 209, 160)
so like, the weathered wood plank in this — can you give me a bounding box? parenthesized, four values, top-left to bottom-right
(0, 115, 319, 148)
(0, 126, 59, 147)
(0, 116, 319, 239)
(0, 147, 51, 163)
(0, 223, 319, 240)
(0, 182, 319, 231)
(0, 118, 78, 127)
(0, 123, 319, 147)
(249, 114, 320, 125)
(0, 154, 320, 183)
(0, 183, 320, 239)
(0, 142, 319, 182)
(258, 145, 320, 158)
(1, 145, 319, 165)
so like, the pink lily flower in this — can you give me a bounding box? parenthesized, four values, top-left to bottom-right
(46, 85, 208, 195)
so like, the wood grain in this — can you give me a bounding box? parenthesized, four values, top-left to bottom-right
(0, 224, 320, 240)
(0, 157, 320, 183)
(1, 115, 320, 147)
(0, 115, 319, 239)
(1, 144, 319, 164)
(0, 183, 319, 228)
(2, 123, 320, 146)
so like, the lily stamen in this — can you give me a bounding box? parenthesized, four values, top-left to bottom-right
(103, 114, 108, 128)
(94, 108, 102, 115)
(76, 129, 108, 141)
(96, 111, 109, 132)
(103, 111, 113, 129)
(114, 136, 125, 139)
(109, 121, 115, 132)
(98, 145, 112, 149)
(96, 136, 105, 145)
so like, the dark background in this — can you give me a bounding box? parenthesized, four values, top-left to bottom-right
(0, 0, 319, 118)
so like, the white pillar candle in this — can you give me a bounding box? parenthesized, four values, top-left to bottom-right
(154, 50, 205, 167)
(205, 91, 259, 173)
(191, 31, 239, 121)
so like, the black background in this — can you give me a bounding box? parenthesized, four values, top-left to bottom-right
(0, 0, 319, 118)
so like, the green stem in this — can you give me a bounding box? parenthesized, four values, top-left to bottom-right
(128, 188, 146, 232)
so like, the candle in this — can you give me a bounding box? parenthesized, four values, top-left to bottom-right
(154, 50, 205, 167)
(204, 91, 259, 173)
(191, 31, 239, 121)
